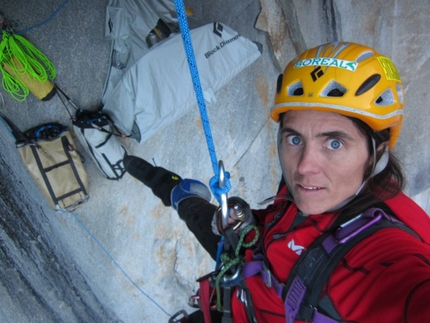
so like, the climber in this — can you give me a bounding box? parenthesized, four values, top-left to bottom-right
(124, 42, 430, 323)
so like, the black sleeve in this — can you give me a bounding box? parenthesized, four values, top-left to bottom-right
(177, 197, 221, 260)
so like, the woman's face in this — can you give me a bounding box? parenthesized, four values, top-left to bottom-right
(279, 110, 370, 214)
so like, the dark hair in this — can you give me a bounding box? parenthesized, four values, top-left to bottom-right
(278, 113, 405, 217)
(339, 117, 404, 217)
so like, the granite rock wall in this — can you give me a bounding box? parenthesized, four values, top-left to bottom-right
(1, 0, 429, 322)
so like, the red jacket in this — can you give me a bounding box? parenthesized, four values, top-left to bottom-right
(231, 186, 430, 322)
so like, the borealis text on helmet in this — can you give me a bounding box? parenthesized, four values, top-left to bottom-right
(294, 57, 358, 72)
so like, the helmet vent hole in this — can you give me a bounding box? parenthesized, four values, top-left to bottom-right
(293, 88, 304, 96)
(356, 74, 381, 96)
(288, 81, 304, 96)
(321, 81, 346, 97)
(276, 74, 283, 94)
(396, 83, 404, 104)
(356, 50, 374, 63)
(375, 89, 395, 106)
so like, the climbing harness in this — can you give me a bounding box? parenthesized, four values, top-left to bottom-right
(238, 207, 420, 323)
(189, 202, 421, 323)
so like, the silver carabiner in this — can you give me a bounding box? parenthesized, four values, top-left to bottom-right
(218, 160, 229, 228)
(221, 265, 241, 285)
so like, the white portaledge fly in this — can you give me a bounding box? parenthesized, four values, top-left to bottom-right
(102, 22, 262, 144)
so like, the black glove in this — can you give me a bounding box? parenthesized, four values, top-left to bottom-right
(123, 155, 182, 207)
(124, 155, 220, 260)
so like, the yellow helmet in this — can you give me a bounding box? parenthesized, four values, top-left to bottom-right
(272, 42, 404, 148)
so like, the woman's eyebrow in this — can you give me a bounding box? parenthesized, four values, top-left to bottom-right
(280, 127, 300, 136)
(281, 127, 354, 141)
(318, 130, 354, 140)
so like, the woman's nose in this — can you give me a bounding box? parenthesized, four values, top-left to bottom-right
(296, 145, 320, 175)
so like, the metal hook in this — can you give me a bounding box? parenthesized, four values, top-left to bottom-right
(221, 265, 241, 285)
(218, 160, 229, 227)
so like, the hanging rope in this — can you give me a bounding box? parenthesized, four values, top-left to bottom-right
(15, 0, 70, 35)
(69, 211, 172, 318)
(173, 0, 231, 204)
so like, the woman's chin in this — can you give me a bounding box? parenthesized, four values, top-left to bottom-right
(295, 200, 333, 215)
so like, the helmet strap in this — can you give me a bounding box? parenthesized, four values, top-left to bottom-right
(369, 138, 389, 178)
(336, 138, 389, 208)
(350, 137, 389, 196)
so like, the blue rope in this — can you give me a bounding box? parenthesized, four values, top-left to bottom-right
(173, 0, 231, 203)
(69, 211, 172, 318)
(16, 0, 70, 35)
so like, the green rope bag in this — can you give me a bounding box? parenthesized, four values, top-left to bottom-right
(215, 224, 260, 311)
(0, 33, 28, 101)
(0, 30, 56, 101)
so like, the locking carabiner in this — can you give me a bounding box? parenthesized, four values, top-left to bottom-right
(218, 160, 229, 228)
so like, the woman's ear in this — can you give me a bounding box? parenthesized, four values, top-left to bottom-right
(366, 140, 389, 178)
(376, 141, 389, 159)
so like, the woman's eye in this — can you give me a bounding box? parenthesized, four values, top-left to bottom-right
(287, 135, 302, 146)
(327, 139, 343, 150)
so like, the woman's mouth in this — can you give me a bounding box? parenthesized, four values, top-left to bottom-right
(298, 184, 324, 191)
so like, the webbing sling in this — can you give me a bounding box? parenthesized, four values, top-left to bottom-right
(242, 207, 420, 323)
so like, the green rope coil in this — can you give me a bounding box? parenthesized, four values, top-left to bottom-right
(215, 224, 260, 311)
(0, 30, 56, 101)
